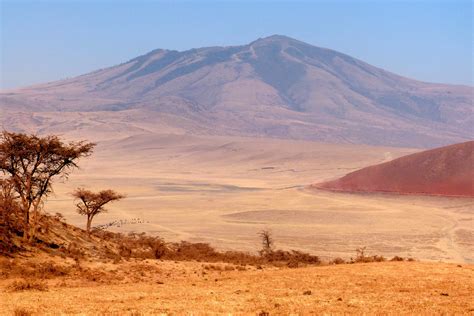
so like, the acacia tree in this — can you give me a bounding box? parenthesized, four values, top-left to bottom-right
(72, 188, 125, 234)
(0, 131, 95, 240)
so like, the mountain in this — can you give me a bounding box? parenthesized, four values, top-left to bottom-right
(314, 141, 474, 196)
(1, 35, 472, 146)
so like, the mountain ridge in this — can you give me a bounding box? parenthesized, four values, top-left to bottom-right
(1, 35, 472, 147)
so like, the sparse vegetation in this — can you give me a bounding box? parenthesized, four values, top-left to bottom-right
(13, 308, 32, 316)
(258, 229, 274, 256)
(0, 179, 22, 254)
(1, 131, 461, 315)
(330, 257, 346, 265)
(352, 246, 386, 263)
(8, 279, 48, 292)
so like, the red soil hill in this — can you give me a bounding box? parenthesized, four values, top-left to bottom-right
(314, 141, 474, 197)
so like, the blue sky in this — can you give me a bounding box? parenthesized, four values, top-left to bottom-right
(0, 0, 472, 89)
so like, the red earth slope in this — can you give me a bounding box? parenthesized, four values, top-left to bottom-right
(314, 141, 474, 197)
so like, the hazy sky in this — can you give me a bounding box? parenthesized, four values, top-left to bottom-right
(0, 0, 472, 89)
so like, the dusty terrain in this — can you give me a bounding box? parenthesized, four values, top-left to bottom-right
(1, 259, 473, 314)
(1, 200, 472, 315)
(40, 134, 474, 263)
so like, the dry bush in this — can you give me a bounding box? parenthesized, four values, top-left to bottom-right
(118, 243, 132, 258)
(8, 279, 48, 292)
(63, 242, 86, 260)
(263, 249, 321, 267)
(0, 179, 23, 255)
(89, 228, 323, 267)
(91, 230, 167, 260)
(82, 269, 109, 283)
(390, 256, 405, 261)
(330, 257, 346, 265)
(13, 308, 32, 316)
(352, 247, 386, 263)
(165, 242, 264, 265)
(215, 250, 263, 266)
(54, 212, 65, 222)
(35, 261, 70, 278)
(255, 230, 320, 267)
(0, 259, 30, 278)
(203, 263, 236, 271)
(167, 242, 220, 261)
(0, 259, 72, 279)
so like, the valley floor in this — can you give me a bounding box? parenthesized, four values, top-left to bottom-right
(45, 135, 474, 263)
(1, 261, 473, 314)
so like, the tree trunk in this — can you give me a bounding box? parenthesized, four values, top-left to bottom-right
(28, 201, 40, 243)
(22, 201, 29, 241)
(86, 216, 92, 235)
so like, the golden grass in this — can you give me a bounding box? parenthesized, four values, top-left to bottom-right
(1, 261, 472, 314)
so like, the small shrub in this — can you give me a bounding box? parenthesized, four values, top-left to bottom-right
(353, 247, 385, 263)
(224, 265, 235, 271)
(65, 242, 85, 260)
(390, 256, 404, 262)
(82, 269, 108, 283)
(36, 261, 70, 278)
(54, 212, 65, 222)
(8, 279, 48, 292)
(13, 308, 32, 316)
(372, 255, 385, 262)
(331, 257, 346, 265)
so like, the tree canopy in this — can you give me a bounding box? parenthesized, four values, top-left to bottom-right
(73, 188, 125, 233)
(0, 131, 95, 240)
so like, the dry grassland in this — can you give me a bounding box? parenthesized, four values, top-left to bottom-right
(1, 260, 472, 315)
(43, 135, 473, 263)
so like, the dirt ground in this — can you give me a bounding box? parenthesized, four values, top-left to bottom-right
(1, 261, 473, 315)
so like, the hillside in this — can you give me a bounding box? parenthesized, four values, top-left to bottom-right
(314, 141, 474, 196)
(1, 35, 473, 147)
(1, 214, 473, 314)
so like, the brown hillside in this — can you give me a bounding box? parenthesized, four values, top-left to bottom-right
(314, 141, 474, 197)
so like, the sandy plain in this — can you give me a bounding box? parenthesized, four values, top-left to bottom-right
(44, 134, 473, 263)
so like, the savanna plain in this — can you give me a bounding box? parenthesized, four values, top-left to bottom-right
(1, 134, 473, 315)
(46, 134, 473, 263)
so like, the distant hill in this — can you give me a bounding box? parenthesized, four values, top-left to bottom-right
(314, 141, 474, 197)
(1, 35, 472, 147)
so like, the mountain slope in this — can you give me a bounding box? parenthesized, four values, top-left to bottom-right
(314, 141, 474, 196)
(1, 35, 472, 147)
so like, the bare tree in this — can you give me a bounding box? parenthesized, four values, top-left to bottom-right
(72, 188, 125, 234)
(258, 229, 274, 256)
(0, 131, 95, 241)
